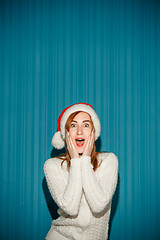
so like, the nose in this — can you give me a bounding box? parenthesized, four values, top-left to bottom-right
(77, 126, 83, 135)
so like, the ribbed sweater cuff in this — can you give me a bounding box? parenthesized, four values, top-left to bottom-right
(80, 156, 92, 166)
(70, 157, 81, 167)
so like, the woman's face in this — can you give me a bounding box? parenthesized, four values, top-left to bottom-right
(68, 112, 93, 154)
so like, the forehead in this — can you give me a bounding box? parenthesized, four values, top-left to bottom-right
(72, 112, 91, 121)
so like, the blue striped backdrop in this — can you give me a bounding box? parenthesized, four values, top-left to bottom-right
(0, 0, 160, 239)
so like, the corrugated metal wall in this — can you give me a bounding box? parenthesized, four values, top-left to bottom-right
(0, 0, 160, 239)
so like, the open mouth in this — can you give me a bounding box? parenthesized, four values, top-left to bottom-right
(75, 138, 85, 147)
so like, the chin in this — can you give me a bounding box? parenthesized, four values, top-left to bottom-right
(77, 149, 84, 155)
(77, 150, 83, 154)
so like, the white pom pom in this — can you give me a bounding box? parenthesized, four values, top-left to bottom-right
(51, 131, 65, 149)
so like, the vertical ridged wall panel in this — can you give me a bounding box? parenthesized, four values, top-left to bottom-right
(0, 0, 160, 239)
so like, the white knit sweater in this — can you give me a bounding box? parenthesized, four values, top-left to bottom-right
(44, 152, 118, 240)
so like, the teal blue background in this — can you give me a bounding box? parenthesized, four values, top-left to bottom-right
(0, 0, 160, 239)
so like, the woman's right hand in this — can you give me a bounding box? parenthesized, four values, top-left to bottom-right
(65, 130, 79, 159)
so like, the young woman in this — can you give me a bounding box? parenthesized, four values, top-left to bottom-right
(44, 103, 118, 240)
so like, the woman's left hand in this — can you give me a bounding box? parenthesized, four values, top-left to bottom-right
(82, 129, 95, 157)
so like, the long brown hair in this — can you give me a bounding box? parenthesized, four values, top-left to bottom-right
(57, 111, 101, 171)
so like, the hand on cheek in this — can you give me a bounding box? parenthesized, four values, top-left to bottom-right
(65, 130, 79, 159)
(82, 129, 95, 157)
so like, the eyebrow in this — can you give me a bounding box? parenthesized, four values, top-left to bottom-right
(71, 120, 91, 123)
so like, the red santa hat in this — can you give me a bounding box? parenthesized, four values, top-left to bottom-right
(51, 103, 101, 149)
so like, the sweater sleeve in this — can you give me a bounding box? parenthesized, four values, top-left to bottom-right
(43, 157, 82, 216)
(81, 152, 118, 213)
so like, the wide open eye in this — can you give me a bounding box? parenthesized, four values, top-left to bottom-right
(71, 123, 76, 128)
(84, 123, 89, 127)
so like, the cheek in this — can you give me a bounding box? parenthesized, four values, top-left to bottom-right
(84, 132, 91, 144)
(69, 130, 76, 144)
(85, 129, 92, 137)
(69, 129, 75, 137)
